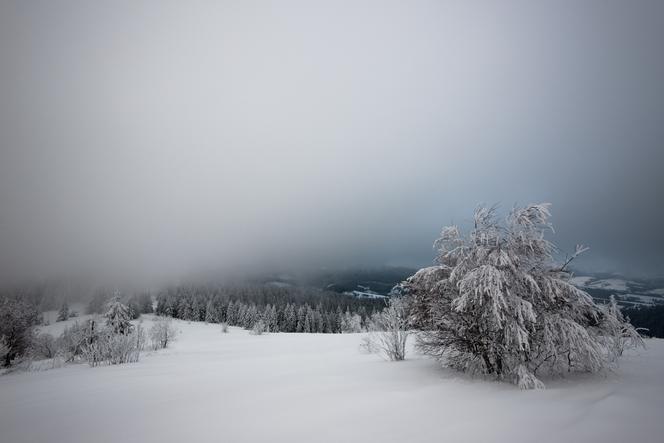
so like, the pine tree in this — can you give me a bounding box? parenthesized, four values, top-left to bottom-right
(191, 298, 202, 322)
(263, 304, 278, 332)
(182, 300, 195, 321)
(284, 304, 297, 332)
(245, 305, 258, 329)
(57, 301, 70, 322)
(205, 300, 216, 323)
(104, 296, 133, 335)
(403, 203, 644, 388)
(296, 306, 307, 332)
(226, 301, 236, 324)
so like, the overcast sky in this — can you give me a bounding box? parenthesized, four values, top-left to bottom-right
(1, 1, 663, 286)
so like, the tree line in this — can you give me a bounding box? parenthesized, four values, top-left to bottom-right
(154, 284, 386, 333)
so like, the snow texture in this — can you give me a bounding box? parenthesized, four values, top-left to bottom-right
(1, 316, 663, 443)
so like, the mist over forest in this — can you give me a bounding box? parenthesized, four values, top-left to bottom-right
(1, 1, 663, 291)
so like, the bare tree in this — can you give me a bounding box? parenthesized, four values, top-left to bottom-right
(30, 333, 59, 359)
(149, 318, 177, 350)
(364, 297, 409, 361)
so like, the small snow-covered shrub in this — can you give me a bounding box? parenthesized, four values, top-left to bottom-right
(82, 325, 145, 366)
(30, 333, 59, 359)
(402, 203, 645, 389)
(251, 320, 266, 335)
(359, 335, 378, 354)
(600, 295, 643, 361)
(220, 322, 229, 333)
(363, 297, 409, 361)
(150, 318, 177, 349)
(26, 356, 67, 372)
(102, 326, 145, 365)
(57, 320, 96, 362)
(63, 316, 145, 367)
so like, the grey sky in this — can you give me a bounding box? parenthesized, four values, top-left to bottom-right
(1, 1, 663, 286)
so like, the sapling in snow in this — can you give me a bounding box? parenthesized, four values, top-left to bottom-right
(363, 297, 409, 361)
(150, 318, 177, 349)
(251, 320, 266, 335)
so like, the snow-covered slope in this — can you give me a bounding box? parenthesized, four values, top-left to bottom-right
(570, 275, 664, 307)
(571, 276, 635, 292)
(1, 317, 663, 443)
(40, 303, 87, 329)
(37, 312, 96, 337)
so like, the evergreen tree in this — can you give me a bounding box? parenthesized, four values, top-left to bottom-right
(284, 304, 297, 332)
(226, 301, 237, 325)
(263, 304, 278, 332)
(57, 301, 70, 322)
(296, 306, 307, 332)
(182, 299, 195, 321)
(104, 296, 133, 335)
(205, 300, 216, 323)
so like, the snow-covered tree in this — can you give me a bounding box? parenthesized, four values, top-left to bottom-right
(104, 296, 133, 335)
(30, 333, 58, 359)
(296, 306, 307, 332)
(0, 297, 40, 367)
(100, 324, 145, 365)
(56, 301, 70, 322)
(251, 319, 266, 335)
(263, 304, 278, 332)
(205, 300, 216, 323)
(226, 301, 237, 324)
(341, 310, 362, 333)
(402, 203, 644, 388)
(283, 304, 297, 332)
(245, 304, 259, 329)
(55, 319, 92, 362)
(364, 297, 410, 361)
(79, 317, 145, 366)
(180, 298, 195, 321)
(0, 337, 8, 365)
(150, 318, 177, 349)
(600, 295, 643, 361)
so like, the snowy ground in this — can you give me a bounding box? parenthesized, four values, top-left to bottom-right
(1, 316, 663, 443)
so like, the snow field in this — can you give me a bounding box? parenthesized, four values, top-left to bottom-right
(1, 316, 663, 443)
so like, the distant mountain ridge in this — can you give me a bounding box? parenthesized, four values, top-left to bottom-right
(568, 272, 664, 308)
